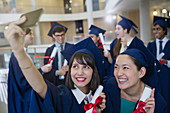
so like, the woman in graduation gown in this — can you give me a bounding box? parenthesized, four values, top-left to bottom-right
(103, 37, 167, 113)
(104, 15, 140, 76)
(5, 17, 106, 113)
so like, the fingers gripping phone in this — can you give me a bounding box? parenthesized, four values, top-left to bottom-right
(19, 8, 43, 28)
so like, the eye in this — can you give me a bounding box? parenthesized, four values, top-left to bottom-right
(123, 66, 129, 69)
(72, 65, 78, 69)
(84, 65, 90, 69)
(114, 65, 118, 69)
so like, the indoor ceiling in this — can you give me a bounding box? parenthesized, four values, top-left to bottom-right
(106, 0, 170, 13)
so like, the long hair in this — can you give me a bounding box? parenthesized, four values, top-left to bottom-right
(65, 52, 100, 94)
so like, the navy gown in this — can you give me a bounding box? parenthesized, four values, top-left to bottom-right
(44, 43, 73, 86)
(103, 77, 168, 113)
(29, 81, 86, 113)
(147, 40, 170, 112)
(8, 52, 43, 113)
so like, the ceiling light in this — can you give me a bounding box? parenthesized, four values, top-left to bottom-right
(153, 10, 157, 15)
(105, 15, 113, 23)
(162, 9, 167, 14)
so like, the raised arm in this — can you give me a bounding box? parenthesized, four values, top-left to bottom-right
(4, 16, 47, 99)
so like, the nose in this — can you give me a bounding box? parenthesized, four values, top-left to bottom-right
(116, 68, 123, 77)
(77, 68, 83, 75)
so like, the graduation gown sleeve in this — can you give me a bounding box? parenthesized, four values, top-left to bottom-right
(8, 52, 44, 113)
(8, 53, 32, 113)
(29, 81, 86, 113)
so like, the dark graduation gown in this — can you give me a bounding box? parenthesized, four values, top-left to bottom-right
(44, 43, 73, 86)
(29, 82, 86, 113)
(147, 40, 170, 112)
(103, 77, 168, 113)
(8, 52, 43, 113)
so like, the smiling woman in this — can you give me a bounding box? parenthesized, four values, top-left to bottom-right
(104, 37, 167, 113)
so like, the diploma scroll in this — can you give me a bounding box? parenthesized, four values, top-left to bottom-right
(59, 59, 68, 79)
(136, 87, 152, 110)
(85, 85, 103, 113)
(99, 33, 108, 53)
(47, 47, 57, 66)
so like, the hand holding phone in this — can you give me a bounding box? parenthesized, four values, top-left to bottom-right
(19, 8, 43, 28)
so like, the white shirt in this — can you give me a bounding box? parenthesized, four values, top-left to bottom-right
(156, 37, 170, 68)
(71, 85, 92, 104)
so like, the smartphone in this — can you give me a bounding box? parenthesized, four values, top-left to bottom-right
(19, 8, 43, 28)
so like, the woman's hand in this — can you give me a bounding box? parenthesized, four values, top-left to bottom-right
(145, 88, 155, 113)
(4, 16, 27, 52)
(99, 92, 106, 111)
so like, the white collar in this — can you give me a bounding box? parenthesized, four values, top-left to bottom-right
(156, 36, 168, 43)
(71, 85, 92, 104)
(55, 42, 65, 47)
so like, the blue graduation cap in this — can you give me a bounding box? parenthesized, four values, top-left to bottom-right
(118, 15, 138, 34)
(153, 16, 170, 35)
(61, 37, 109, 83)
(121, 37, 162, 88)
(89, 25, 106, 36)
(48, 22, 68, 37)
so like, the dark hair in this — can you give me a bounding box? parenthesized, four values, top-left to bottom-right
(52, 26, 65, 34)
(113, 27, 130, 60)
(65, 52, 100, 94)
(26, 28, 31, 35)
(113, 38, 121, 60)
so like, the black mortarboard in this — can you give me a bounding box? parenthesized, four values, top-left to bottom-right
(61, 37, 109, 82)
(89, 25, 106, 36)
(121, 37, 162, 88)
(118, 15, 138, 34)
(48, 22, 68, 37)
(153, 16, 170, 35)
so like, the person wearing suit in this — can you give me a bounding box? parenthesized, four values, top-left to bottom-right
(44, 22, 73, 86)
(147, 16, 170, 112)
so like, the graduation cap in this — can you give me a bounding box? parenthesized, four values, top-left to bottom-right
(48, 22, 68, 37)
(153, 16, 170, 35)
(61, 37, 109, 83)
(89, 25, 106, 36)
(121, 37, 162, 88)
(118, 15, 138, 34)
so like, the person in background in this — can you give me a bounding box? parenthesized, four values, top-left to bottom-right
(4, 17, 106, 113)
(8, 28, 52, 113)
(88, 25, 106, 54)
(104, 15, 141, 76)
(104, 37, 167, 113)
(44, 22, 73, 86)
(147, 16, 170, 112)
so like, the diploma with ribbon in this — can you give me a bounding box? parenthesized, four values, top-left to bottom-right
(59, 59, 68, 79)
(99, 33, 108, 53)
(133, 87, 152, 113)
(158, 52, 165, 65)
(84, 85, 103, 113)
(47, 47, 58, 65)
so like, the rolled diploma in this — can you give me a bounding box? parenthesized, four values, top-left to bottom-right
(86, 85, 103, 113)
(59, 59, 68, 79)
(48, 47, 57, 66)
(157, 52, 165, 60)
(99, 33, 108, 53)
(136, 87, 152, 110)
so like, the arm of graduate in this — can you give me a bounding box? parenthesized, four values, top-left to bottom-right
(5, 16, 47, 99)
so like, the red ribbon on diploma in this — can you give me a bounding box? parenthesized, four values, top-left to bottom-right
(84, 96, 102, 113)
(35, 55, 54, 64)
(133, 101, 146, 113)
(98, 39, 104, 49)
(159, 59, 164, 65)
